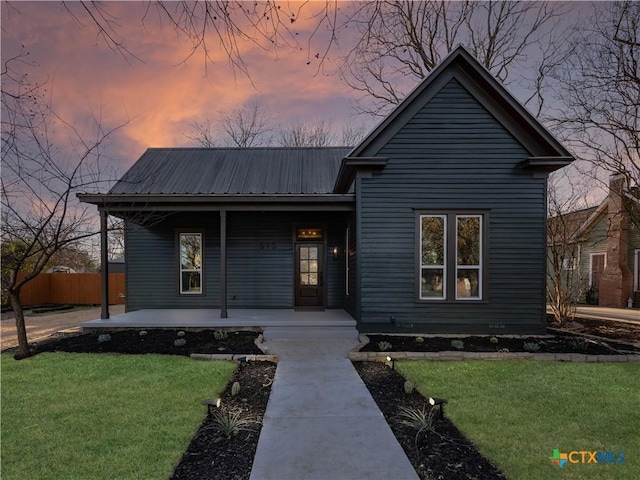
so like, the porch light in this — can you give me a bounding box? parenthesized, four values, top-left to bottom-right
(429, 397, 448, 419)
(333, 246, 339, 259)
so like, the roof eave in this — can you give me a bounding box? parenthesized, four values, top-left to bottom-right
(520, 157, 574, 174)
(77, 193, 355, 212)
(333, 157, 388, 193)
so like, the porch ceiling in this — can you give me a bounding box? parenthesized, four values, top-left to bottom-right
(81, 309, 356, 330)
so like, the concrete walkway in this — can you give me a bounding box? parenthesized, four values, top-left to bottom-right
(250, 330, 419, 480)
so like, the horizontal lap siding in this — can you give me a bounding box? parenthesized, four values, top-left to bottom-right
(359, 79, 547, 333)
(227, 212, 293, 308)
(125, 213, 220, 310)
(126, 212, 347, 310)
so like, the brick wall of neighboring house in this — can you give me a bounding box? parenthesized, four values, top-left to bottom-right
(598, 175, 635, 307)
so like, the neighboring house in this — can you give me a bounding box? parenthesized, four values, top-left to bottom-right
(549, 175, 640, 308)
(79, 46, 573, 334)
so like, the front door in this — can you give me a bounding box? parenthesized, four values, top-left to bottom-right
(295, 243, 324, 307)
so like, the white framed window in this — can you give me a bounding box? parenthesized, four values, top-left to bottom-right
(562, 257, 578, 271)
(420, 215, 447, 300)
(418, 212, 485, 301)
(179, 232, 203, 294)
(456, 215, 482, 300)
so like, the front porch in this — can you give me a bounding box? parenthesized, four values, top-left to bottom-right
(81, 308, 356, 331)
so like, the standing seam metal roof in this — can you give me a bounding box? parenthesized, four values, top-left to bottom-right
(109, 147, 352, 195)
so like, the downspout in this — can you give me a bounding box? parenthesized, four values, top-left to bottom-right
(100, 209, 110, 319)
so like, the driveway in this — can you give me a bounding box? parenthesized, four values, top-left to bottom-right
(1, 305, 125, 350)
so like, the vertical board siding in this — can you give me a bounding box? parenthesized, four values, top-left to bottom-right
(126, 211, 348, 311)
(358, 79, 548, 333)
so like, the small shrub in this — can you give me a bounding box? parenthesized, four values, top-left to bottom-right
(403, 380, 415, 394)
(378, 341, 392, 352)
(139, 330, 148, 336)
(97, 334, 111, 343)
(450, 339, 465, 350)
(415, 336, 424, 344)
(569, 338, 591, 352)
(214, 330, 228, 340)
(489, 336, 499, 344)
(523, 341, 540, 352)
(231, 381, 241, 397)
(398, 405, 436, 439)
(174, 338, 187, 347)
(207, 409, 254, 439)
(177, 331, 186, 337)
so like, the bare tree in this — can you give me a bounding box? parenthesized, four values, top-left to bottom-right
(551, 1, 639, 212)
(61, 1, 340, 78)
(278, 120, 334, 147)
(341, 1, 571, 116)
(1, 51, 127, 358)
(187, 99, 273, 148)
(546, 174, 592, 324)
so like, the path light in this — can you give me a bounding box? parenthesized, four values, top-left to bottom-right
(429, 397, 448, 419)
(202, 398, 222, 417)
(386, 355, 395, 370)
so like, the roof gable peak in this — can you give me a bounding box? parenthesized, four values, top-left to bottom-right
(347, 45, 572, 160)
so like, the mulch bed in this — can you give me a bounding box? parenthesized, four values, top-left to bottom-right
(3, 329, 262, 356)
(171, 361, 276, 480)
(354, 361, 506, 480)
(360, 334, 638, 354)
(362, 317, 640, 355)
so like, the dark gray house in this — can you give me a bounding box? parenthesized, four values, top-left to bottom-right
(80, 47, 573, 334)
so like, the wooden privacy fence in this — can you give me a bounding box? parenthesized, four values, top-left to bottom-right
(18, 273, 125, 306)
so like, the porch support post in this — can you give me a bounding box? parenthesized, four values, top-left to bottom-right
(220, 209, 228, 318)
(100, 209, 110, 319)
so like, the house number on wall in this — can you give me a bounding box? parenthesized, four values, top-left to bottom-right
(259, 242, 277, 250)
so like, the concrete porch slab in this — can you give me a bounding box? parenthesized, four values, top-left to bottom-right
(81, 308, 356, 330)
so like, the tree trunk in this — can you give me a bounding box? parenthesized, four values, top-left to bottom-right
(9, 289, 31, 359)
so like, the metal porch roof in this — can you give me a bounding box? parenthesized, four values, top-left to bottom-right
(110, 147, 352, 195)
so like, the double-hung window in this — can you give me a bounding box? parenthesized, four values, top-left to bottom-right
(179, 232, 203, 294)
(418, 212, 486, 301)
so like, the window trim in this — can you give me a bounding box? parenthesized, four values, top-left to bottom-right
(177, 230, 204, 295)
(415, 210, 489, 303)
(455, 214, 483, 301)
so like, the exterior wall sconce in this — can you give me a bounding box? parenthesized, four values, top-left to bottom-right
(429, 397, 448, 419)
(332, 246, 339, 259)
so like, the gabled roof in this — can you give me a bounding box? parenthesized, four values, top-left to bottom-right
(110, 147, 351, 195)
(335, 45, 573, 192)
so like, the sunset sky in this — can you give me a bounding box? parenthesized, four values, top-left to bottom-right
(2, 1, 604, 204)
(2, 1, 374, 176)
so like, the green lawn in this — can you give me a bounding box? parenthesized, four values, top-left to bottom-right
(398, 360, 639, 480)
(1, 353, 235, 480)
